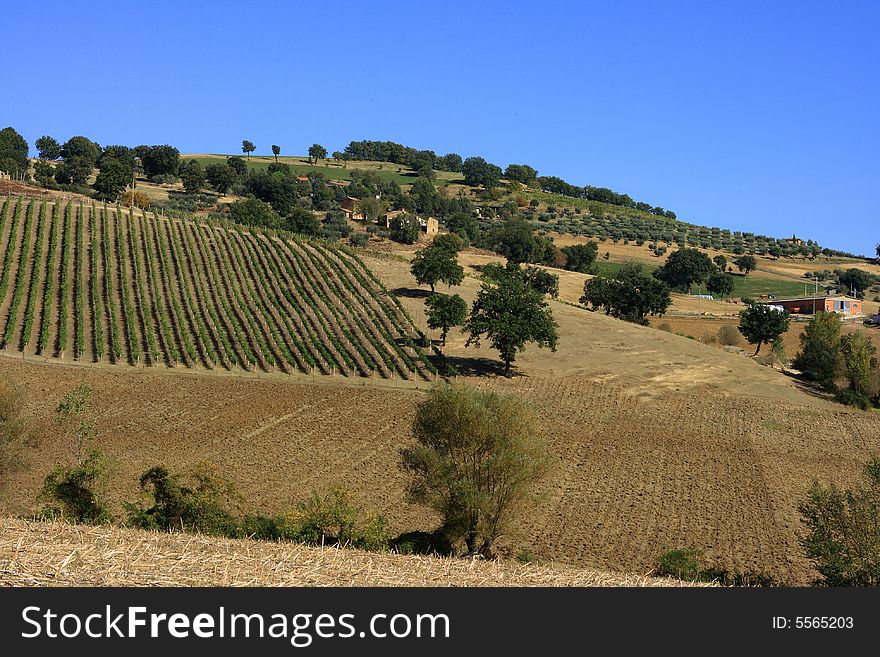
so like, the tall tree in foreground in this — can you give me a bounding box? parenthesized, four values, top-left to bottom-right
(272, 144, 281, 162)
(799, 456, 880, 586)
(0, 127, 30, 178)
(793, 312, 843, 389)
(733, 255, 757, 275)
(400, 383, 551, 556)
(466, 266, 558, 375)
(241, 139, 256, 160)
(35, 135, 61, 160)
(581, 263, 671, 325)
(410, 241, 464, 292)
(738, 303, 790, 355)
(425, 293, 467, 346)
(654, 247, 715, 293)
(308, 143, 327, 165)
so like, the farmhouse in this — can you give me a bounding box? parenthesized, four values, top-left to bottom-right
(340, 196, 359, 220)
(764, 295, 863, 316)
(783, 235, 804, 246)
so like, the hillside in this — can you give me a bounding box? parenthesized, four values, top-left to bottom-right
(0, 197, 433, 381)
(0, 518, 703, 587)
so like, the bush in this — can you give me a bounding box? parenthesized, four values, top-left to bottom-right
(657, 322, 673, 333)
(349, 232, 369, 247)
(294, 487, 388, 550)
(119, 190, 152, 208)
(656, 548, 702, 580)
(718, 324, 741, 346)
(799, 456, 880, 585)
(389, 529, 453, 556)
(835, 388, 872, 410)
(41, 450, 111, 524)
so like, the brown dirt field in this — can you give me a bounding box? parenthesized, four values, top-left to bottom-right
(3, 252, 879, 584)
(0, 518, 705, 587)
(648, 315, 880, 362)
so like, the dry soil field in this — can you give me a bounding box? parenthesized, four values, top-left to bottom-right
(3, 251, 880, 585)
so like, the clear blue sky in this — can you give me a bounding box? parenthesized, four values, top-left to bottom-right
(5, 1, 878, 255)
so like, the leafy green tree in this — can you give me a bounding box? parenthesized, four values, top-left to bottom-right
(490, 219, 550, 264)
(205, 163, 236, 195)
(93, 158, 132, 201)
(242, 139, 256, 160)
(409, 177, 441, 215)
(799, 456, 880, 586)
(271, 144, 281, 162)
(432, 232, 464, 254)
(142, 145, 180, 178)
(437, 153, 463, 172)
(654, 248, 715, 293)
(59, 135, 101, 167)
(839, 332, 877, 397)
(390, 213, 421, 244)
(444, 211, 479, 243)
(425, 293, 467, 346)
(733, 255, 757, 275)
(461, 156, 503, 189)
(34, 161, 56, 188)
(503, 163, 538, 184)
(793, 312, 843, 389)
(35, 135, 61, 160)
(411, 244, 464, 292)
(228, 195, 281, 229)
(0, 128, 33, 176)
(738, 304, 790, 355)
(581, 264, 671, 325)
(561, 242, 598, 273)
(308, 143, 327, 164)
(466, 266, 558, 375)
(837, 268, 874, 297)
(226, 155, 248, 176)
(54, 159, 92, 185)
(285, 207, 322, 237)
(400, 383, 551, 556)
(876, 243, 879, 260)
(713, 255, 727, 271)
(179, 159, 206, 192)
(706, 271, 735, 298)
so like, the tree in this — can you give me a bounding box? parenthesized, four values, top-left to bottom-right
(522, 266, 559, 298)
(390, 213, 421, 244)
(490, 219, 550, 264)
(734, 255, 757, 275)
(504, 164, 538, 184)
(425, 294, 467, 346)
(272, 144, 281, 162)
(59, 135, 101, 167)
(0, 376, 33, 490)
(409, 177, 441, 215)
(226, 155, 248, 177)
(466, 266, 558, 375)
(876, 243, 880, 260)
(738, 304, 790, 355)
(713, 255, 727, 271)
(580, 264, 671, 325)
(411, 244, 464, 293)
(798, 456, 880, 586)
(444, 212, 478, 243)
(285, 207, 322, 237)
(142, 145, 180, 178)
(437, 153, 463, 172)
(654, 248, 715, 293)
(35, 135, 61, 160)
(839, 332, 877, 397)
(706, 272, 735, 298)
(228, 196, 281, 229)
(561, 242, 598, 273)
(400, 383, 551, 556)
(461, 156, 503, 189)
(356, 196, 383, 224)
(308, 143, 327, 164)
(837, 268, 874, 297)
(793, 312, 843, 389)
(0, 127, 29, 178)
(242, 139, 256, 160)
(205, 163, 236, 195)
(179, 159, 206, 192)
(93, 158, 132, 201)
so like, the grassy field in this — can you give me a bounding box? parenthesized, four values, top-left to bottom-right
(183, 154, 463, 188)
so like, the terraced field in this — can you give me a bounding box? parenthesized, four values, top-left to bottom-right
(0, 197, 434, 380)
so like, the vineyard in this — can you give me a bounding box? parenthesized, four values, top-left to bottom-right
(0, 197, 435, 381)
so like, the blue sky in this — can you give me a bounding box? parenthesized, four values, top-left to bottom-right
(4, 1, 878, 255)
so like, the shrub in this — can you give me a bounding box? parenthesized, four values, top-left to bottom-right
(401, 383, 551, 556)
(657, 322, 673, 333)
(515, 548, 535, 564)
(799, 456, 880, 585)
(718, 324, 741, 346)
(389, 529, 453, 556)
(349, 232, 369, 247)
(41, 450, 111, 524)
(119, 190, 152, 208)
(656, 548, 703, 580)
(294, 487, 388, 550)
(702, 331, 718, 344)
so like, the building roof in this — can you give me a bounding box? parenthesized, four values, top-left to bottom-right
(769, 295, 860, 304)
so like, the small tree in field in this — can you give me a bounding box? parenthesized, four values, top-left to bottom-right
(272, 144, 281, 162)
(799, 456, 880, 586)
(425, 293, 467, 346)
(411, 243, 464, 292)
(738, 304, 790, 355)
(308, 143, 327, 165)
(241, 139, 255, 160)
(400, 383, 551, 556)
